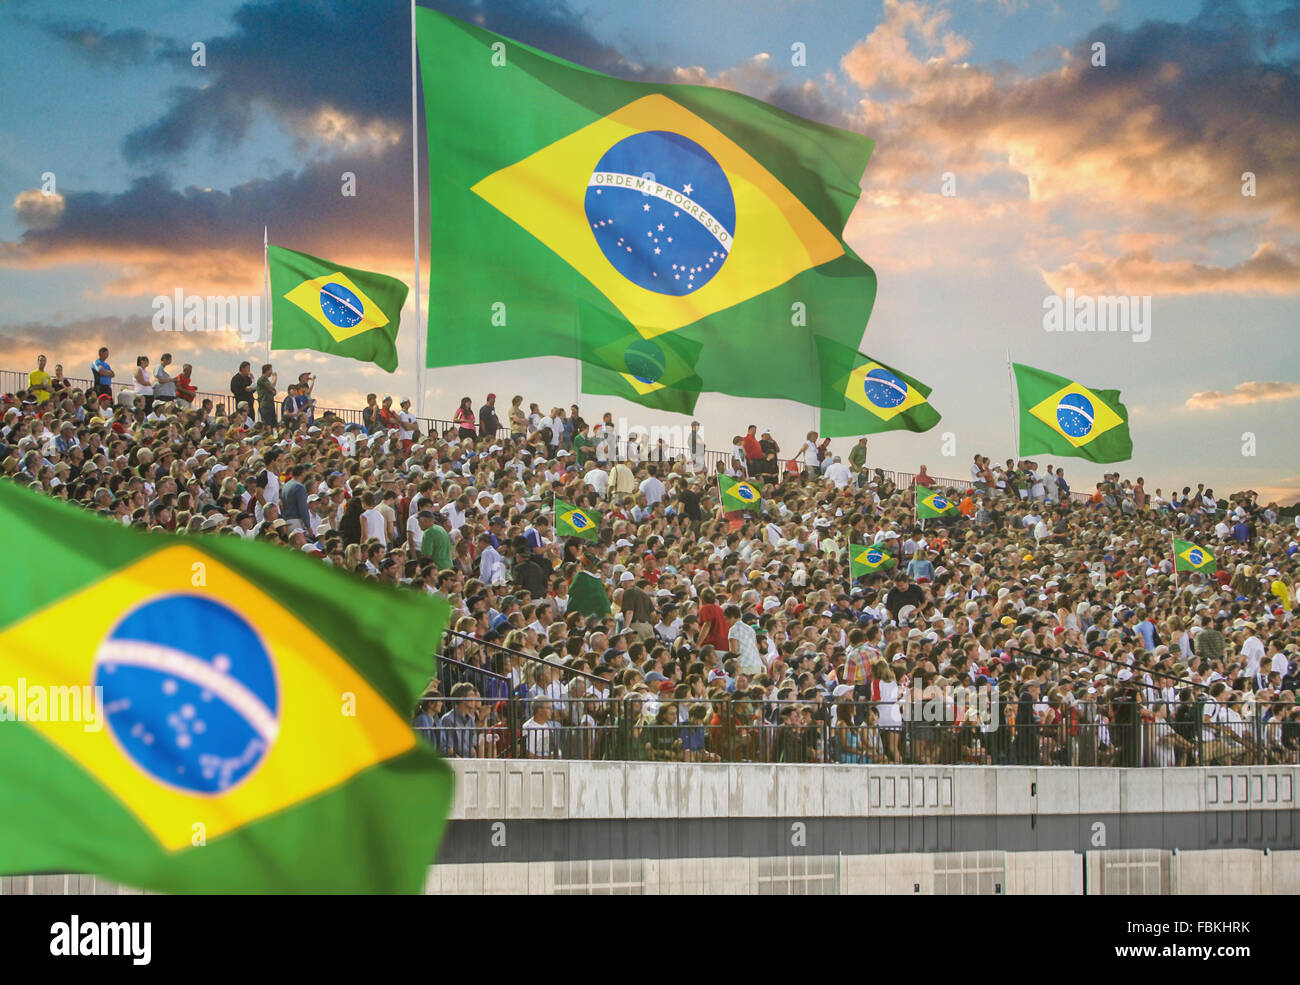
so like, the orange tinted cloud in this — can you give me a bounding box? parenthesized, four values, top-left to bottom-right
(1184, 381, 1300, 411)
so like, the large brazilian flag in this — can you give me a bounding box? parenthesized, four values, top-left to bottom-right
(0, 484, 451, 893)
(1013, 363, 1133, 464)
(416, 8, 876, 409)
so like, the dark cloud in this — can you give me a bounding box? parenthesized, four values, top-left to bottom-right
(121, 0, 659, 163)
(33, 18, 186, 67)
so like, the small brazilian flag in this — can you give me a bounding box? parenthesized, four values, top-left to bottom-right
(1012, 363, 1132, 464)
(849, 542, 895, 577)
(269, 244, 408, 372)
(0, 483, 451, 893)
(416, 9, 877, 410)
(816, 336, 941, 437)
(568, 570, 611, 619)
(917, 489, 958, 519)
(719, 475, 762, 513)
(555, 497, 601, 541)
(1174, 539, 1217, 574)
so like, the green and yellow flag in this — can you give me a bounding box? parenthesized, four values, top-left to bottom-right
(817, 337, 942, 437)
(1012, 363, 1132, 464)
(917, 489, 959, 519)
(0, 483, 450, 893)
(555, 497, 601, 541)
(719, 475, 763, 513)
(576, 299, 703, 414)
(849, 542, 895, 577)
(269, 244, 407, 372)
(416, 9, 876, 409)
(1174, 539, 1217, 574)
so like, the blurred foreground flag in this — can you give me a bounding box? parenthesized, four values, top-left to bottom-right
(269, 244, 408, 372)
(416, 7, 877, 409)
(1012, 363, 1132, 463)
(0, 484, 451, 893)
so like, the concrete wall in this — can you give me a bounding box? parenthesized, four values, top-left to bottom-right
(448, 760, 1298, 822)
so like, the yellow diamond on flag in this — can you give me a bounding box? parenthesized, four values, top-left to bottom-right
(471, 94, 845, 339)
(0, 544, 416, 852)
(283, 271, 392, 344)
(1179, 544, 1212, 569)
(1027, 382, 1125, 449)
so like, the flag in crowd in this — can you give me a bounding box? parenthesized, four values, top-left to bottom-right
(554, 497, 601, 541)
(415, 8, 877, 413)
(567, 570, 612, 619)
(1012, 363, 1133, 464)
(917, 489, 959, 519)
(0, 484, 451, 893)
(268, 244, 408, 372)
(849, 542, 896, 577)
(718, 475, 763, 513)
(816, 335, 942, 437)
(1174, 538, 1218, 574)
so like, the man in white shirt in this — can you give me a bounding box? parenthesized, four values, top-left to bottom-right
(584, 461, 609, 498)
(824, 455, 851, 489)
(726, 604, 763, 676)
(477, 533, 507, 586)
(639, 469, 666, 506)
(1240, 627, 1266, 679)
(361, 492, 388, 547)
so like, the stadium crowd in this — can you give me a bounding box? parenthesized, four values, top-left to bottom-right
(6, 350, 1300, 767)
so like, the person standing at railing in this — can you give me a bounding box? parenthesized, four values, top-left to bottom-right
(230, 360, 255, 414)
(255, 363, 277, 426)
(175, 363, 196, 406)
(27, 354, 52, 406)
(90, 346, 114, 399)
(453, 396, 476, 441)
(132, 354, 154, 413)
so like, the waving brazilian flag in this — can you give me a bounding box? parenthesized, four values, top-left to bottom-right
(816, 336, 941, 437)
(0, 483, 450, 893)
(269, 245, 407, 372)
(719, 475, 763, 513)
(917, 489, 958, 519)
(1174, 539, 1217, 574)
(1013, 363, 1132, 464)
(416, 9, 876, 409)
(555, 497, 601, 541)
(575, 298, 703, 414)
(849, 542, 895, 578)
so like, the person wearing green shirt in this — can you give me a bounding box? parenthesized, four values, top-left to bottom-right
(849, 437, 868, 473)
(418, 510, 453, 571)
(572, 424, 595, 466)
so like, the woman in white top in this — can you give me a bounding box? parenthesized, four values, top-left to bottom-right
(874, 662, 903, 763)
(796, 430, 820, 477)
(132, 354, 154, 412)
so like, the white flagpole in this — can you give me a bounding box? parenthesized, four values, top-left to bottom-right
(411, 0, 425, 422)
(263, 226, 271, 363)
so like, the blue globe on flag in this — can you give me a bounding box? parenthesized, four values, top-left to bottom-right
(319, 282, 365, 328)
(1056, 393, 1095, 438)
(1187, 548, 1204, 566)
(565, 509, 591, 531)
(585, 130, 736, 297)
(93, 594, 280, 795)
(862, 368, 908, 409)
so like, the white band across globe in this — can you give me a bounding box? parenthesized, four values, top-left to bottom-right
(588, 172, 733, 250)
(95, 639, 279, 743)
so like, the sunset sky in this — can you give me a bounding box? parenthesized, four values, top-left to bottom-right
(2, 0, 1297, 501)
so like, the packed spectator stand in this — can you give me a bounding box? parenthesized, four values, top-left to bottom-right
(5, 354, 1299, 769)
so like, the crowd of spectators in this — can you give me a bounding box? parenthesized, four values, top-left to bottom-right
(6, 350, 1300, 767)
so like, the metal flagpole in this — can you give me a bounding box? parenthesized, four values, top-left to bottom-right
(1005, 349, 1018, 458)
(263, 226, 271, 363)
(411, 0, 425, 422)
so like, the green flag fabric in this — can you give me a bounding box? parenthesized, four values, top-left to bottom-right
(718, 475, 763, 513)
(917, 489, 959, 519)
(567, 570, 612, 619)
(0, 483, 451, 893)
(555, 497, 601, 541)
(416, 8, 876, 408)
(576, 298, 703, 413)
(1012, 363, 1133, 464)
(816, 336, 942, 437)
(849, 542, 896, 577)
(269, 244, 407, 372)
(1173, 539, 1217, 574)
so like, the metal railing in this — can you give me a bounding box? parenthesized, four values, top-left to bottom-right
(412, 694, 1300, 766)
